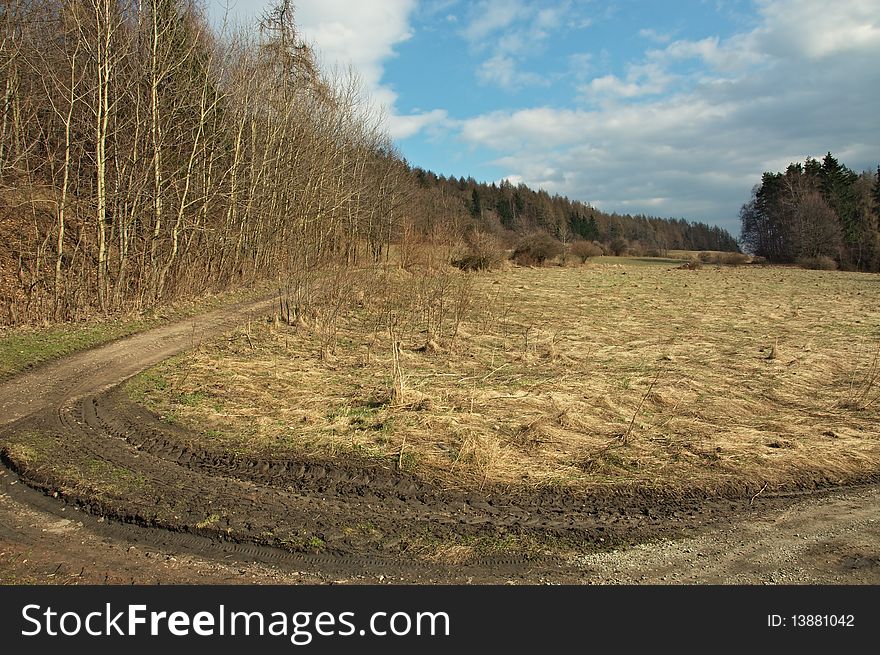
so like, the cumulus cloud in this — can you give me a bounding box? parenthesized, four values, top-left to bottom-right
(294, 0, 446, 139)
(582, 60, 674, 101)
(458, 0, 880, 231)
(295, 0, 413, 99)
(387, 109, 450, 140)
(753, 0, 880, 59)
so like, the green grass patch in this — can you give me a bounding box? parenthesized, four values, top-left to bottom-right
(3, 430, 144, 498)
(175, 391, 208, 407)
(2, 431, 61, 467)
(196, 514, 221, 529)
(0, 321, 149, 380)
(125, 370, 170, 403)
(0, 283, 273, 381)
(82, 459, 146, 492)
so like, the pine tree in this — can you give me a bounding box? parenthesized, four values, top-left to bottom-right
(873, 166, 880, 218)
(470, 188, 482, 219)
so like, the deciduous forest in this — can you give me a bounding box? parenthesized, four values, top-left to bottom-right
(0, 0, 739, 326)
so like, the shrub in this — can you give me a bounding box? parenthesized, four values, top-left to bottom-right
(608, 238, 629, 256)
(452, 232, 506, 271)
(569, 239, 604, 262)
(798, 255, 838, 271)
(697, 251, 749, 266)
(677, 258, 703, 270)
(512, 233, 564, 266)
(720, 252, 750, 266)
(627, 240, 645, 257)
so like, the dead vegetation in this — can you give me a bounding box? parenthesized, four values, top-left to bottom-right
(451, 232, 507, 271)
(129, 260, 880, 496)
(838, 343, 880, 411)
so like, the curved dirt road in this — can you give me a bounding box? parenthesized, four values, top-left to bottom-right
(1, 300, 878, 584)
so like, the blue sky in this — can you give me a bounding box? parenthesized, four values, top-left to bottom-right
(213, 1, 880, 234)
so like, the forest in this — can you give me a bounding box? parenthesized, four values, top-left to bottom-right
(0, 0, 739, 326)
(740, 153, 880, 271)
(411, 169, 740, 255)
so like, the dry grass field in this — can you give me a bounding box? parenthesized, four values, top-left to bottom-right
(128, 258, 880, 498)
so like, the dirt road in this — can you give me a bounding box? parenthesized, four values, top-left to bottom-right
(1, 299, 878, 584)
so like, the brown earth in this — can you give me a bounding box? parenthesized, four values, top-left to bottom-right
(1, 297, 878, 584)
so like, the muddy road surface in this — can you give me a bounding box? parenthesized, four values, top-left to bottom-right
(1, 298, 878, 584)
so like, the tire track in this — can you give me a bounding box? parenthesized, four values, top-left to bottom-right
(1, 295, 879, 583)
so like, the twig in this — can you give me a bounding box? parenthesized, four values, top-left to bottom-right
(407, 373, 459, 378)
(245, 314, 254, 350)
(482, 393, 530, 401)
(397, 435, 407, 470)
(457, 363, 509, 383)
(390, 326, 405, 404)
(479, 362, 509, 382)
(621, 367, 662, 445)
(750, 482, 768, 505)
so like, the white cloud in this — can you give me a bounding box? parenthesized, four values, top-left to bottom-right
(659, 37, 724, 66)
(477, 54, 547, 89)
(580, 58, 677, 102)
(753, 0, 880, 59)
(461, 0, 530, 44)
(387, 109, 450, 140)
(585, 75, 645, 99)
(462, 0, 587, 89)
(639, 28, 672, 44)
(461, 107, 586, 150)
(457, 0, 880, 230)
(292, 0, 447, 140)
(295, 0, 414, 97)
(567, 52, 594, 82)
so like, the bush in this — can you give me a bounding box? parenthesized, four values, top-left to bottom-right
(627, 240, 645, 257)
(608, 238, 629, 256)
(798, 255, 838, 271)
(720, 252, 750, 266)
(452, 232, 506, 271)
(698, 251, 750, 266)
(512, 233, 564, 266)
(677, 258, 703, 270)
(569, 240, 604, 262)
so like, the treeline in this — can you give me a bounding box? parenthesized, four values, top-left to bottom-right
(1, 0, 411, 324)
(740, 153, 880, 271)
(410, 168, 741, 255)
(1, 0, 741, 327)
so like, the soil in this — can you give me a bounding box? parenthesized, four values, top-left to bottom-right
(1, 297, 878, 584)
